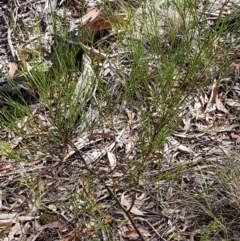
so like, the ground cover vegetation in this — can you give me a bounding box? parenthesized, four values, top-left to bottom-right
(1, 0, 240, 240)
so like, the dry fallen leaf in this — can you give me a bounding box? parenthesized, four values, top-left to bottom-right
(231, 56, 240, 81)
(120, 192, 145, 216)
(107, 151, 117, 170)
(231, 131, 240, 144)
(8, 219, 21, 240)
(90, 17, 112, 31)
(125, 108, 136, 125)
(0, 164, 12, 172)
(83, 7, 126, 33)
(194, 95, 207, 120)
(137, 225, 152, 238)
(79, 177, 90, 194)
(37, 220, 65, 232)
(182, 116, 191, 132)
(48, 204, 57, 212)
(205, 79, 219, 113)
(216, 97, 229, 114)
(209, 79, 220, 104)
(178, 144, 194, 153)
(124, 226, 151, 240)
(8, 62, 18, 77)
(124, 230, 139, 240)
(225, 98, 240, 107)
(61, 228, 83, 241)
(79, 8, 102, 27)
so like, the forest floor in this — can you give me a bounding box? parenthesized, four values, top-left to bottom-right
(1, 0, 240, 240)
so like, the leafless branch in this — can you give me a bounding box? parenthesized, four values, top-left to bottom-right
(69, 141, 146, 241)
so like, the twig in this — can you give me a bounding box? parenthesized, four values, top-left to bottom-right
(68, 141, 146, 241)
(127, 190, 137, 213)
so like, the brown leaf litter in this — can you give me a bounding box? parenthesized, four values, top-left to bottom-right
(2, 0, 240, 240)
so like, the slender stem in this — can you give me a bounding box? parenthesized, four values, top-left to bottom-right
(69, 141, 145, 241)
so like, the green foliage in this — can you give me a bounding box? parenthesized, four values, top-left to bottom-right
(39, 213, 59, 225)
